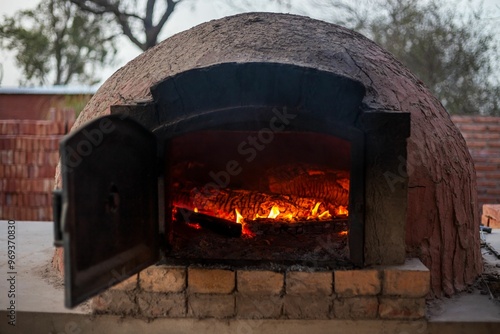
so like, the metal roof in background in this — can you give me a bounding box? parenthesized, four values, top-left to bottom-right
(0, 86, 98, 95)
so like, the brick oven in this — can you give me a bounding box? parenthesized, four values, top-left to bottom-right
(52, 12, 482, 320)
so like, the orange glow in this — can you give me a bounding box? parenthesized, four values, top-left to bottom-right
(235, 208, 255, 237)
(336, 206, 348, 216)
(339, 230, 348, 236)
(194, 207, 198, 213)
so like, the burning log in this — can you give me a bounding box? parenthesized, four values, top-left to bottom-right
(266, 163, 350, 207)
(188, 188, 331, 222)
(175, 208, 242, 237)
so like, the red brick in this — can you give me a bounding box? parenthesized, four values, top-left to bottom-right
(236, 294, 282, 318)
(14, 151, 26, 164)
(188, 294, 235, 318)
(1, 150, 14, 164)
(475, 164, 498, 171)
(283, 295, 331, 319)
(188, 268, 235, 294)
(19, 122, 36, 135)
(382, 259, 430, 297)
(463, 132, 500, 140)
(110, 274, 138, 291)
(334, 270, 381, 296)
(333, 297, 379, 319)
(378, 297, 425, 319)
(455, 124, 487, 132)
(92, 290, 138, 315)
(140, 265, 186, 293)
(286, 271, 332, 295)
(137, 291, 186, 318)
(477, 180, 498, 188)
(237, 270, 283, 294)
(0, 121, 19, 135)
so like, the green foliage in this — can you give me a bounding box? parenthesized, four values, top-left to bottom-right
(313, 0, 500, 115)
(0, 0, 118, 86)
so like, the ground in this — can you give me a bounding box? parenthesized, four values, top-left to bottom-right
(0, 220, 498, 333)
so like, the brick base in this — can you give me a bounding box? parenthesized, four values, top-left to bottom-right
(92, 258, 430, 320)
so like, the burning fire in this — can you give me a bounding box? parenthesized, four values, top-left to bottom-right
(235, 208, 255, 237)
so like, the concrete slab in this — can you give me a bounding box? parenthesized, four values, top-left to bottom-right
(484, 228, 500, 256)
(0, 220, 499, 333)
(0, 220, 89, 314)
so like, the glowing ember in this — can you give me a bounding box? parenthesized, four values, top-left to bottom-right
(194, 207, 199, 213)
(339, 230, 348, 236)
(336, 206, 348, 216)
(187, 222, 202, 230)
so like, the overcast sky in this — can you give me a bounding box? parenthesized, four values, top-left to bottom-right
(0, 0, 498, 87)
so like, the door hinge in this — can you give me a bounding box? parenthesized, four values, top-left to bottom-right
(53, 189, 63, 247)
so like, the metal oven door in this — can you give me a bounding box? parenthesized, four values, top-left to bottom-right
(53, 114, 159, 307)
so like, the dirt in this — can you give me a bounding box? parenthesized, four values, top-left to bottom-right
(479, 246, 500, 303)
(33, 259, 91, 313)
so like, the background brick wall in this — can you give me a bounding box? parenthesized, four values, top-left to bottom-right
(451, 116, 500, 209)
(0, 110, 74, 221)
(1, 113, 497, 221)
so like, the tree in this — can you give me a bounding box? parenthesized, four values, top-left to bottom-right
(0, 0, 117, 86)
(304, 0, 500, 115)
(68, 0, 184, 51)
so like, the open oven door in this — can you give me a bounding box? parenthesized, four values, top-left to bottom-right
(53, 114, 159, 308)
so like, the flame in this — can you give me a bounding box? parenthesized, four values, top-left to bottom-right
(235, 208, 244, 224)
(307, 202, 321, 220)
(336, 206, 348, 216)
(311, 202, 321, 216)
(318, 210, 332, 219)
(268, 205, 280, 219)
(194, 207, 198, 213)
(339, 230, 348, 236)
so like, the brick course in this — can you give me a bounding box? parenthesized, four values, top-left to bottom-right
(92, 259, 429, 320)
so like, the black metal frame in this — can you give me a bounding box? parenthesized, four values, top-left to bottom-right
(157, 108, 365, 267)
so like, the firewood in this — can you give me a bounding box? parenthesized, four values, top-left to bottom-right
(266, 163, 350, 207)
(175, 208, 242, 237)
(189, 188, 330, 222)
